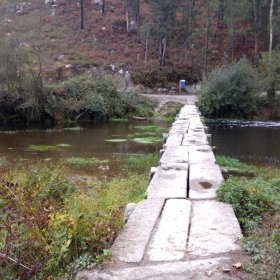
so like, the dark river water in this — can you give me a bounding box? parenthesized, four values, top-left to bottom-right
(1, 120, 280, 166)
(208, 120, 280, 165)
(0, 121, 169, 163)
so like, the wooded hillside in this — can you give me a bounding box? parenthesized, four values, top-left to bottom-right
(0, 0, 279, 80)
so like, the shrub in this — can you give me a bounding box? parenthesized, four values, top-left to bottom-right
(217, 177, 280, 233)
(0, 37, 44, 124)
(0, 152, 156, 278)
(44, 75, 156, 121)
(198, 60, 261, 118)
(132, 67, 199, 88)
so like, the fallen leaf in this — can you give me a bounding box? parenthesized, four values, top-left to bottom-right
(205, 270, 213, 277)
(221, 267, 231, 273)
(233, 262, 243, 269)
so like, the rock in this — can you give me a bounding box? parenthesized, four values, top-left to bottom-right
(188, 200, 242, 257)
(111, 199, 165, 263)
(189, 163, 224, 199)
(45, 0, 56, 4)
(124, 46, 131, 57)
(123, 202, 136, 223)
(147, 167, 188, 199)
(149, 167, 157, 181)
(55, 54, 65, 61)
(147, 199, 191, 261)
(16, 2, 32, 15)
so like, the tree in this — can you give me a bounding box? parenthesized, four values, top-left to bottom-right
(80, 0, 84, 29)
(102, 0, 105, 14)
(149, 0, 179, 66)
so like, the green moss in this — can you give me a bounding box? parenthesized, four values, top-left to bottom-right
(63, 127, 83, 132)
(57, 144, 71, 148)
(28, 145, 56, 152)
(105, 139, 128, 143)
(132, 137, 162, 144)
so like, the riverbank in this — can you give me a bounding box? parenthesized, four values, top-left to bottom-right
(216, 156, 280, 280)
(0, 152, 160, 279)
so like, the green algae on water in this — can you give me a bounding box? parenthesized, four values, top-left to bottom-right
(132, 137, 161, 144)
(57, 144, 71, 148)
(105, 139, 128, 143)
(28, 145, 56, 152)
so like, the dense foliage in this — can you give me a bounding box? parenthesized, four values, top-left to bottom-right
(197, 60, 261, 118)
(0, 154, 159, 279)
(45, 75, 156, 122)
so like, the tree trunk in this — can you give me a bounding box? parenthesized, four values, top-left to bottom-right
(102, 0, 105, 14)
(80, 0, 84, 29)
(269, 0, 274, 67)
(144, 33, 148, 68)
(159, 37, 167, 66)
(204, 0, 210, 75)
(126, 5, 129, 33)
(218, 0, 224, 28)
(253, 0, 259, 60)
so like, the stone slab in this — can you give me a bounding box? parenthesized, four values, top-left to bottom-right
(164, 134, 184, 147)
(189, 163, 224, 199)
(188, 201, 242, 257)
(160, 146, 189, 166)
(77, 256, 245, 280)
(147, 167, 188, 199)
(189, 145, 215, 164)
(147, 199, 191, 261)
(169, 125, 189, 134)
(111, 198, 165, 263)
(182, 134, 208, 146)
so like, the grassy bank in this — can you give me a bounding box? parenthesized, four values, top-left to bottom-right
(0, 153, 159, 279)
(216, 156, 280, 280)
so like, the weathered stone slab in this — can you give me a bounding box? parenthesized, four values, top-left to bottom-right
(160, 146, 189, 166)
(77, 257, 244, 280)
(147, 167, 188, 199)
(169, 124, 189, 134)
(182, 134, 208, 146)
(111, 198, 165, 263)
(189, 145, 215, 164)
(188, 201, 242, 257)
(164, 134, 184, 147)
(147, 199, 191, 261)
(189, 163, 224, 199)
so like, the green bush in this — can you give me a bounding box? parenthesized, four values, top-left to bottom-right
(44, 75, 156, 121)
(198, 60, 261, 118)
(217, 177, 280, 233)
(132, 67, 199, 88)
(0, 37, 44, 124)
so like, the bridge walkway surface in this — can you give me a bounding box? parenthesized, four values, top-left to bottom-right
(77, 96, 248, 280)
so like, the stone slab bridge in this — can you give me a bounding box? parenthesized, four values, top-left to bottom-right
(78, 102, 246, 280)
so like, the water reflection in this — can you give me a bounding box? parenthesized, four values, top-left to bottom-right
(0, 121, 169, 162)
(208, 120, 280, 165)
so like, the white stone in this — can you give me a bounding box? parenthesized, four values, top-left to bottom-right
(163, 134, 184, 147)
(188, 201, 242, 257)
(147, 167, 188, 199)
(77, 257, 241, 280)
(123, 202, 136, 223)
(182, 134, 208, 146)
(147, 199, 191, 261)
(189, 145, 215, 164)
(111, 199, 165, 263)
(189, 163, 224, 199)
(160, 146, 189, 166)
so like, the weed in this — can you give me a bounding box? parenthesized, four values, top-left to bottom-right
(64, 157, 105, 168)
